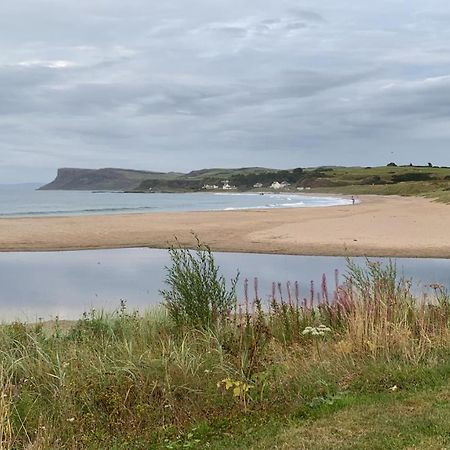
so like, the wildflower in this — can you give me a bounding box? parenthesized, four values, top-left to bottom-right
(217, 378, 234, 390)
(302, 325, 332, 336)
(66, 417, 75, 422)
(217, 378, 253, 398)
(390, 385, 398, 392)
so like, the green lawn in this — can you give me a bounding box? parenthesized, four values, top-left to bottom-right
(207, 381, 450, 450)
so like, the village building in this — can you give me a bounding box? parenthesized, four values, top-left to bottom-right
(221, 180, 237, 190)
(270, 181, 290, 190)
(222, 183, 237, 190)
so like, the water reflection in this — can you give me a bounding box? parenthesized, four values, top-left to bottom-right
(0, 249, 449, 321)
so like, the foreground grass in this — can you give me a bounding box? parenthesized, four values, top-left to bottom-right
(279, 385, 450, 450)
(2, 311, 449, 449)
(1, 259, 449, 449)
(209, 378, 450, 450)
(3, 313, 448, 449)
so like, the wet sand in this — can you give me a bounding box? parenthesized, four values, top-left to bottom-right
(0, 195, 449, 258)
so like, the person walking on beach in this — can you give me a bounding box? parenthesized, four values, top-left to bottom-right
(351, 196, 355, 205)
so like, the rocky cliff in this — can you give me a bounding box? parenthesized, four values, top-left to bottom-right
(38, 168, 177, 191)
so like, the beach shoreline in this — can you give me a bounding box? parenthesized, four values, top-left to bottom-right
(1, 195, 449, 258)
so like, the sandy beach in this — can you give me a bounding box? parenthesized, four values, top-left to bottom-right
(0, 195, 449, 258)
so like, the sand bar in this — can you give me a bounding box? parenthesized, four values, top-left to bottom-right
(0, 195, 449, 258)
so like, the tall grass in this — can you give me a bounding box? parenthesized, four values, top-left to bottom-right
(0, 368, 13, 448)
(0, 255, 448, 448)
(160, 238, 239, 329)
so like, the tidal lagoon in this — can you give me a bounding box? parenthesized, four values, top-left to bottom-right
(1, 248, 449, 321)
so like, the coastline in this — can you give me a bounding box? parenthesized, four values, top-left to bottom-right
(0, 195, 449, 258)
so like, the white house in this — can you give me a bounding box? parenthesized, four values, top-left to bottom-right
(253, 182, 263, 188)
(270, 181, 290, 190)
(221, 180, 236, 190)
(270, 181, 283, 189)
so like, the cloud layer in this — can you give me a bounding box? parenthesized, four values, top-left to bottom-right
(1, 0, 450, 182)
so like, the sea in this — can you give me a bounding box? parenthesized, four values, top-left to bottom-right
(0, 185, 352, 217)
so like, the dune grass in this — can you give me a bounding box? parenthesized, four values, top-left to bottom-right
(0, 253, 449, 449)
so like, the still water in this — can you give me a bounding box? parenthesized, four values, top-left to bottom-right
(0, 249, 449, 321)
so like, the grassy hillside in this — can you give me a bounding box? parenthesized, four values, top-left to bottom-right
(184, 167, 275, 179)
(137, 164, 450, 199)
(309, 165, 450, 202)
(135, 167, 284, 192)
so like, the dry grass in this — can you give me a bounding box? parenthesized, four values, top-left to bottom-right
(0, 369, 13, 449)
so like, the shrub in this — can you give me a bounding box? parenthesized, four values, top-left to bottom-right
(391, 172, 433, 183)
(160, 238, 239, 329)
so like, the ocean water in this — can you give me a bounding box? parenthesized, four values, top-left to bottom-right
(0, 248, 449, 321)
(0, 187, 352, 217)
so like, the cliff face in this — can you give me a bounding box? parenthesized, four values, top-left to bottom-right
(38, 168, 172, 191)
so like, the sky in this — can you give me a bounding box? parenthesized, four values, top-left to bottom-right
(1, 0, 450, 183)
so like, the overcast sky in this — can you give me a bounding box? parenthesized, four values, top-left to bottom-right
(1, 0, 450, 182)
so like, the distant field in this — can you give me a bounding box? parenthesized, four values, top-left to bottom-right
(306, 165, 450, 203)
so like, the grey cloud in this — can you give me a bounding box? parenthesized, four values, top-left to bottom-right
(284, 22, 308, 31)
(379, 77, 450, 118)
(199, 13, 320, 45)
(135, 69, 370, 118)
(212, 26, 248, 38)
(289, 9, 325, 22)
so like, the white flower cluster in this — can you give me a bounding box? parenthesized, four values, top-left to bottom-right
(302, 325, 332, 337)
